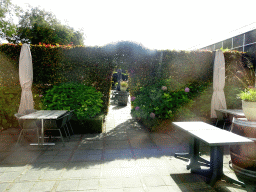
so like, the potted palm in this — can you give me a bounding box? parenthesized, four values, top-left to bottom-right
(238, 87, 256, 121)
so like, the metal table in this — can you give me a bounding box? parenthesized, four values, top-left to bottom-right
(216, 109, 245, 117)
(19, 110, 68, 145)
(215, 109, 245, 130)
(172, 121, 253, 187)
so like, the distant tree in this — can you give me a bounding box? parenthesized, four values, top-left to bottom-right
(0, 0, 20, 42)
(16, 6, 84, 45)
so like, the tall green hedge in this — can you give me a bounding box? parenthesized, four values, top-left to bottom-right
(0, 44, 114, 130)
(0, 43, 254, 132)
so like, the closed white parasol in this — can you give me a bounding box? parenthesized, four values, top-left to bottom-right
(18, 44, 34, 114)
(211, 49, 227, 118)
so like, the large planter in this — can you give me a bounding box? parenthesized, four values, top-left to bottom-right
(242, 100, 256, 121)
(230, 118, 256, 181)
(70, 115, 105, 134)
(120, 86, 127, 92)
(117, 91, 129, 106)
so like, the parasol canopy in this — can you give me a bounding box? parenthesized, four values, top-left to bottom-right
(211, 49, 227, 118)
(18, 44, 34, 114)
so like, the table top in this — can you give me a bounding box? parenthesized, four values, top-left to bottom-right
(215, 109, 245, 117)
(19, 110, 68, 120)
(172, 121, 254, 146)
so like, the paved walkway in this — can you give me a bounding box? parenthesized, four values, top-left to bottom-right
(0, 95, 255, 192)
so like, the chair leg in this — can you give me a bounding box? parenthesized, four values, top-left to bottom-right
(67, 121, 74, 135)
(62, 126, 69, 139)
(65, 124, 71, 139)
(36, 128, 40, 145)
(16, 130, 24, 146)
(58, 130, 65, 146)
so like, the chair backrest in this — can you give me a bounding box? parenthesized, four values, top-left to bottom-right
(67, 110, 74, 121)
(56, 113, 70, 128)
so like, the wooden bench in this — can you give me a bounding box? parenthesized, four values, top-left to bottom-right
(172, 121, 254, 187)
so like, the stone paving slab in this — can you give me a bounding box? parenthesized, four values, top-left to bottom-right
(0, 96, 255, 192)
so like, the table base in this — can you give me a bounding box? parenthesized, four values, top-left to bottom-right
(175, 138, 246, 187)
(191, 168, 246, 187)
(174, 153, 210, 169)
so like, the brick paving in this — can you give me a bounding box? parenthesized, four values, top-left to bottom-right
(0, 95, 255, 192)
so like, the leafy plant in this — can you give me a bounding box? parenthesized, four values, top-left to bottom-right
(120, 81, 128, 87)
(131, 78, 211, 129)
(131, 79, 193, 120)
(0, 86, 20, 130)
(238, 88, 256, 102)
(43, 82, 103, 119)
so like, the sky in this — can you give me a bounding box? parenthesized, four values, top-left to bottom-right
(9, 0, 256, 50)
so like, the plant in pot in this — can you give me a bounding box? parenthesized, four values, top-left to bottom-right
(120, 81, 128, 92)
(238, 87, 256, 121)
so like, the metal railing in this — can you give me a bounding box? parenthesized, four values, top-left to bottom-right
(199, 28, 256, 53)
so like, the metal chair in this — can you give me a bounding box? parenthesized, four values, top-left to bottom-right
(44, 113, 70, 146)
(15, 113, 40, 146)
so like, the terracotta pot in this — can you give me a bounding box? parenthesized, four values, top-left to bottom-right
(242, 100, 256, 121)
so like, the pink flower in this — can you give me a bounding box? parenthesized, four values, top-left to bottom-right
(131, 97, 136, 101)
(185, 87, 190, 92)
(161, 86, 167, 91)
(135, 106, 140, 111)
(39, 95, 43, 97)
(150, 112, 155, 119)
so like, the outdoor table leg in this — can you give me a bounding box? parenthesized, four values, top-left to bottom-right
(191, 145, 246, 187)
(208, 146, 246, 187)
(207, 146, 223, 186)
(175, 137, 210, 169)
(41, 119, 44, 144)
(30, 119, 55, 146)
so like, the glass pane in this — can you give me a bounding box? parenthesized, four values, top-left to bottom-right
(245, 30, 256, 45)
(233, 34, 244, 48)
(215, 42, 223, 49)
(244, 43, 256, 56)
(209, 45, 215, 51)
(223, 38, 232, 49)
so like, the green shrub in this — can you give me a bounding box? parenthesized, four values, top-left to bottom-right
(0, 86, 21, 130)
(43, 82, 103, 119)
(132, 79, 190, 120)
(131, 79, 210, 128)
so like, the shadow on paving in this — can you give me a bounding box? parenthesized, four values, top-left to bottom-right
(0, 101, 255, 191)
(0, 118, 198, 173)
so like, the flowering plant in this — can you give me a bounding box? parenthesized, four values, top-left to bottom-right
(131, 80, 193, 120)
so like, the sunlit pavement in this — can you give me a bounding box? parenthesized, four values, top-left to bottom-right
(0, 95, 255, 192)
